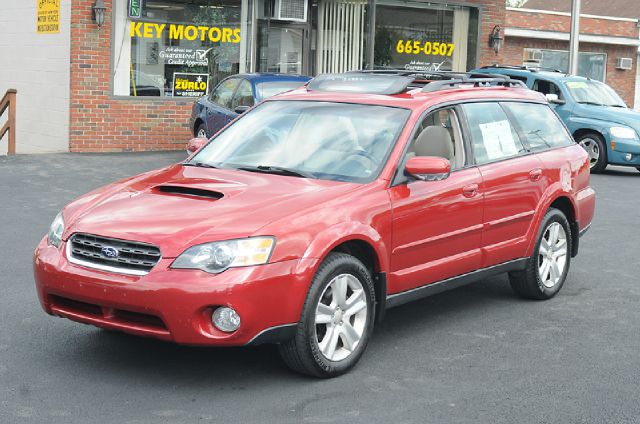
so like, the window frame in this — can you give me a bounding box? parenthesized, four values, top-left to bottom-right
(231, 78, 255, 109)
(458, 101, 529, 167)
(209, 77, 241, 110)
(501, 101, 575, 153)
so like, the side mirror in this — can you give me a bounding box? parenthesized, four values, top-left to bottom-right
(545, 93, 566, 105)
(186, 137, 208, 155)
(405, 156, 451, 181)
(234, 105, 250, 114)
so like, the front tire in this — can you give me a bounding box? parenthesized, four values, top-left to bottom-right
(278, 253, 375, 378)
(577, 133, 607, 174)
(195, 123, 207, 139)
(509, 208, 572, 300)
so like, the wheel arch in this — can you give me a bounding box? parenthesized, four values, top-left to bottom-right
(300, 226, 390, 324)
(527, 189, 580, 258)
(193, 118, 205, 136)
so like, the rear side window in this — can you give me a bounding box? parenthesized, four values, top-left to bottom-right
(462, 103, 527, 165)
(503, 103, 573, 151)
(532, 79, 563, 100)
(211, 78, 239, 109)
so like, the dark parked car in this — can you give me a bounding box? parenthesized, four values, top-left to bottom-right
(189, 73, 311, 138)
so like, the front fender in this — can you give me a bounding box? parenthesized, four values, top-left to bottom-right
(298, 223, 390, 276)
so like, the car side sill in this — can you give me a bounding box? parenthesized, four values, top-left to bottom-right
(385, 258, 528, 309)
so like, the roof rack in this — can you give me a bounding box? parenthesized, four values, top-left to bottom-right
(307, 70, 520, 95)
(421, 76, 527, 93)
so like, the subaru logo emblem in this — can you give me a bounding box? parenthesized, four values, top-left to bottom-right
(101, 246, 119, 258)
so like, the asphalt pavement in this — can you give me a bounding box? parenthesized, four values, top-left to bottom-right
(1, 152, 639, 424)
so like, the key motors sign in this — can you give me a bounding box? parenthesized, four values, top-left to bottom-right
(128, 0, 143, 19)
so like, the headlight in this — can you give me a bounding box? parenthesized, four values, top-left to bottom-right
(171, 237, 275, 274)
(610, 126, 637, 139)
(47, 212, 65, 248)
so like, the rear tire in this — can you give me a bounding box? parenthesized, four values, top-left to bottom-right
(577, 132, 607, 174)
(509, 208, 572, 300)
(278, 253, 375, 378)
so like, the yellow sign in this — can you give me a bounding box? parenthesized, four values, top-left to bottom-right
(130, 22, 240, 44)
(396, 40, 455, 57)
(37, 0, 60, 34)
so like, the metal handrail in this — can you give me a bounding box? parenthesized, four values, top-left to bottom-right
(0, 89, 17, 155)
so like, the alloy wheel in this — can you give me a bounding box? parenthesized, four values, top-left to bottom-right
(538, 222, 568, 288)
(197, 128, 207, 138)
(579, 138, 600, 168)
(314, 274, 368, 362)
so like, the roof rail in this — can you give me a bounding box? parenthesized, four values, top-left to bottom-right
(481, 64, 566, 74)
(421, 77, 527, 93)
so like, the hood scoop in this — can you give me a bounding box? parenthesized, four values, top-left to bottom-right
(154, 185, 224, 200)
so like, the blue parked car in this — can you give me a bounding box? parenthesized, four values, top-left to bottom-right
(474, 66, 640, 173)
(190, 73, 311, 139)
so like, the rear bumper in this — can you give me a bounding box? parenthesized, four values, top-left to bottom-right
(34, 237, 316, 346)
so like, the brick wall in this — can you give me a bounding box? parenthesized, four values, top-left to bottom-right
(504, 9, 639, 107)
(69, 0, 192, 152)
(507, 10, 639, 38)
(469, 0, 507, 67)
(502, 38, 638, 105)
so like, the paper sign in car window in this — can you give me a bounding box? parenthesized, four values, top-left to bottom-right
(479, 120, 519, 160)
(566, 81, 588, 89)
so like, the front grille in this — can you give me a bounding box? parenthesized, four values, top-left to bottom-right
(68, 233, 161, 275)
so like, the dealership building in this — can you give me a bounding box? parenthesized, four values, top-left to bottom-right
(0, 0, 637, 153)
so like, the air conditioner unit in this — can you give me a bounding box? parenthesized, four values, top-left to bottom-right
(276, 0, 308, 22)
(524, 49, 543, 62)
(616, 57, 633, 70)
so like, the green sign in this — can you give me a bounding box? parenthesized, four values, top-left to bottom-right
(128, 0, 142, 19)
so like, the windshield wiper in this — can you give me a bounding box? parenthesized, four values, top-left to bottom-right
(577, 101, 603, 106)
(183, 162, 218, 169)
(236, 165, 312, 179)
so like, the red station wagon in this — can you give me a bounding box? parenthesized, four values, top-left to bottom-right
(34, 72, 596, 378)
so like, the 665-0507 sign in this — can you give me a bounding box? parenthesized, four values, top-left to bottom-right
(396, 40, 455, 57)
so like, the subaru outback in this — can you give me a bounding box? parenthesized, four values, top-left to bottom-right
(34, 71, 595, 378)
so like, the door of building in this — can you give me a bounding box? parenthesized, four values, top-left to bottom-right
(257, 22, 308, 75)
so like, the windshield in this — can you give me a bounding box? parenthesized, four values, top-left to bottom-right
(256, 81, 307, 100)
(565, 80, 627, 107)
(190, 101, 410, 183)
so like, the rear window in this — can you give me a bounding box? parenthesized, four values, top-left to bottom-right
(503, 103, 574, 151)
(256, 81, 306, 100)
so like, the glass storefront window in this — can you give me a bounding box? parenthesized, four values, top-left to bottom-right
(524, 49, 607, 82)
(373, 2, 478, 72)
(113, 0, 251, 97)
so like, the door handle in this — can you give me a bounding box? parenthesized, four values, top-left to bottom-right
(463, 184, 479, 198)
(529, 168, 543, 182)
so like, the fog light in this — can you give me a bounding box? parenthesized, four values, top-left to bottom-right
(212, 307, 241, 332)
(625, 153, 633, 161)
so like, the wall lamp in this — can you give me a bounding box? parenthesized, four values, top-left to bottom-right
(489, 25, 504, 55)
(93, 0, 107, 28)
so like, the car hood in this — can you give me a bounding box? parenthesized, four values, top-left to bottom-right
(63, 164, 360, 258)
(575, 104, 640, 132)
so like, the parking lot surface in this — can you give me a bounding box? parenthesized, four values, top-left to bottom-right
(1, 152, 639, 424)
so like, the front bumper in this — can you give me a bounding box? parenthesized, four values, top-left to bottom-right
(608, 138, 640, 166)
(33, 237, 317, 346)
